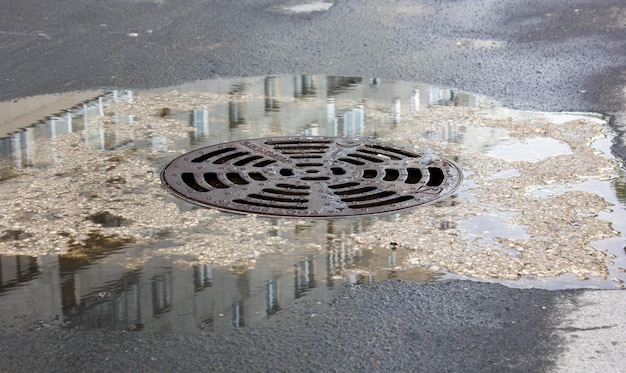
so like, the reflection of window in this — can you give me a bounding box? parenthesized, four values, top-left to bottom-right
(232, 300, 245, 327)
(264, 77, 280, 112)
(190, 109, 209, 139)
(83, 284, 141, 330)
(0, 254, 39, 292)
(294, 75, 316, 98)
(150, 135, 168, 153)
(228, 101, 245, 127)
(266, 279, 280, 316)
(410, 89, 420, 112)
(229, 84, 246, 127)
(61, 271, 143, 331)
(294, 258, 316, 299)
(338, 107, 364, 136)
(152, 272, 172, 316)
(426, 124, 458, 142)
(193, 264, 212, 292)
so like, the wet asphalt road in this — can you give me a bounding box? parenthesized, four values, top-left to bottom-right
(0, 0, 625, 371)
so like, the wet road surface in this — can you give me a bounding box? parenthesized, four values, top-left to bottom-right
(1, 0, 625, 371)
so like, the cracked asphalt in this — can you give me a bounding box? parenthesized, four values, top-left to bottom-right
(0, 0, 625, 371)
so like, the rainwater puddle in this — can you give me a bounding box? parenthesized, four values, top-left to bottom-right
(0, 75, 625, 332)
(485, 137, 572, 162)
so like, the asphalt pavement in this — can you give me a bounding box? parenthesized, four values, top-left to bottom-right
(0, 0, 625, 371)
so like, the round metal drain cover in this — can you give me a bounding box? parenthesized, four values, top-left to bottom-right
(160, 137, 463, 218)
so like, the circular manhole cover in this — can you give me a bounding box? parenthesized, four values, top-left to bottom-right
(160, 136, 463, 218)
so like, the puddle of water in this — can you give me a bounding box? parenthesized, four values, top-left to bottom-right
(0, 74, 625, 332)
(485, 137, 572, 163)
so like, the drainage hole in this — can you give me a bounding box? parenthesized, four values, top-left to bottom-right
(249, 194, 308, 203)
(405, 168, 423, 184)
(253, 159, 277, 167)
(263, 188, 309, 196)
(214, 151, 250, 164)
(181, 173, 210, 192)
(384, 169, 400, 181)
(234, 199, 307, 210)
(334, 186, 377, 196)
(249, 172, 268, 181)
(306, 169, 320, 173)
(328, 182, 360, 189)
(280, 168, 294, 176)
(290, 155, 323, 159)
(203, 172, 229, 188)
(330, 167, 346, 175)
(358, 148, 401, 160)
(348, 152, 385, 163)
(276, 183, 310, 190)
(426, 167, 445, 186)
(348, 195, 415, 209)
(191, 147, 236, 163)
(233, 155, 264, 166)
(301, 176, 331, 181)
(341, 191, 396, 202)
(338, 158, 365, 166)
(363, 169, 377, 179)
(226, 173, 249, 185)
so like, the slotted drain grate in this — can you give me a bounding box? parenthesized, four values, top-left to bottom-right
(160, 137, 463, 218)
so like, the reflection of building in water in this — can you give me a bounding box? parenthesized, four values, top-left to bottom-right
(64, 271, 142, 330)
(1, 75, 488, 179)
(194, 263, 212, 291)
(0, 76, 492, 329)
(0, 219, 416, 331)
(293, 74, 316, 99)
(189, 109, 209, 144)
(264, 76, 280, 112)
(0, 91, 134, 180)
(332, 104, 365, 137)
(232, 300, 245, 327)
(0, 255, 61, 327)
(152, 272, 173, 316)
(294, 257, 316, 299)
(426, 124, 459, 142)
(326, 76, 362, 96)
(228, 84, 247, 128)
(0, 254, 39, 291)
(266, 279, 280, 316)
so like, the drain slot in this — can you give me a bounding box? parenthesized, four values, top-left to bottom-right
(182, 173, 210, 192)
(191, 147, 236, 163)
(426, 167, 445, 186)
(161, 136, 462, 218)
(405, 168, 423, 184)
